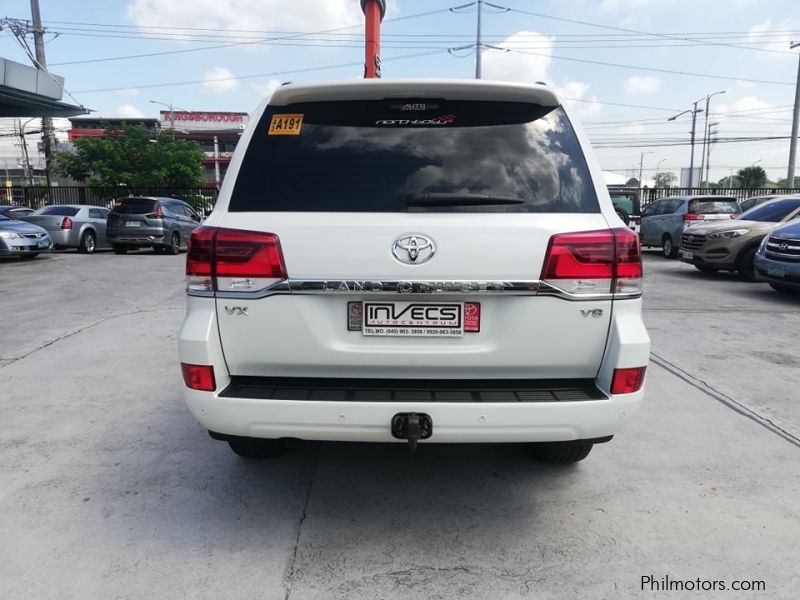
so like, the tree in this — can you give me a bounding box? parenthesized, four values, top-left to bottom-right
(626, 177, 640, 187)
(654, 172, 677, 188)
(718, 175, 740, 188)
(54, 123, 204, 191)
(736, 166, 767, 188)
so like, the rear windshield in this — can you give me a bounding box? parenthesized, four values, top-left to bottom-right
(688, 198, 740, 215)
(230, 101, 599, 213)
(34, 206, 79, 216)
(740, 199, 800, 222)
(112, 199, 158, 214)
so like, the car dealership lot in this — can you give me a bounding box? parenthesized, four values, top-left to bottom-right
(1, 251, 798, 599)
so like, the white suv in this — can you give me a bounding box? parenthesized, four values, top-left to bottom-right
(178, 79, 650, 463)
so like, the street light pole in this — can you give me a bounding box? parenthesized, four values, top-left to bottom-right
(149, 99, 182, 130)
(668, 102, 704, 187)
(788, 41, 800, 188)
(698, 90, 725, 187)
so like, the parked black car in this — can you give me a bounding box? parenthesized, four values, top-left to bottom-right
(106, 197, 202, 255)
(607, 187, 641, 229)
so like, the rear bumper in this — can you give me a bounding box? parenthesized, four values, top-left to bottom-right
(183, 386, 643, 443)
(108, 227, 167, 246)
(48, 229, 79, 247)
(178, 296, 650, 443)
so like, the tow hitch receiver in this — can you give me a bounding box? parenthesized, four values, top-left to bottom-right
(391, 412, 432, 454)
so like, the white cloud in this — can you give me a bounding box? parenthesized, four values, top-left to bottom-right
(481, 31, 555, 83)
(555, 81, 602, 119)
(127, 0, 362, 35)
(111, 104, 145, 118)
(624, 75, 662, 95)
(202, 67, 238, 94)
(116, 87, 140, 98)
(600, 0, 668, 10)
(251, 79, 282, 100)
(745, 18, 796, 60)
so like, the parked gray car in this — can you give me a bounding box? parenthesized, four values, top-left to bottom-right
(0, 213, 52, 259)
(21, 205, 111, 253)
(639, 195, 741, 258)
(106, 197, 202, 255)
(0, 205, 35, 219)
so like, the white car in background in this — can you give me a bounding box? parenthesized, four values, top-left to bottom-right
(178, 79, 650, 464)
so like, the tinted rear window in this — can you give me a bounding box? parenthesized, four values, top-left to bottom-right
(688, 199, 740, 215)
(740, 199, 800, 222)
(112, 199, 158, 214)
(230, 101, 598, 213)
(34, 206, 79, 216)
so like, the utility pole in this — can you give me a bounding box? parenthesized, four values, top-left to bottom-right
(638, 151, 653, 188)
(475, 0, 483, 79)
(16, 119, 34, 186)
(213, 135, 221, 189)
(705, 121, 719, 186)
(788, 41, 800, 188)
(29, 0, 54, 186)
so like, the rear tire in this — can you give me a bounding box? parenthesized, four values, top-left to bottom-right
(167, 232, 180, 255)
(78, 230, 96, 254)
(769, 283, 797, 295)
(530, 441, 593, 464)
(737, 247, 758, 282)
(228, 438, 285, 459)
(112, 245, 128, 255)
(662, 235, 677, 259)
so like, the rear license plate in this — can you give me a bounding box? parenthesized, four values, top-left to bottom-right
(125, 221, 141, 227)
(681, 250, 694, 260)
(767, 265, 787, 278)
(362, 301, 463, 337)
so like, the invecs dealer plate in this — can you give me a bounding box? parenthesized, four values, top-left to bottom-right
(362, 302, 463, 337)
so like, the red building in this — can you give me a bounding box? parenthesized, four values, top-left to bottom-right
(67, 111, 249, 188)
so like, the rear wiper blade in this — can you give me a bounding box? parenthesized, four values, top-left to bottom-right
(406, 192, 526, 207)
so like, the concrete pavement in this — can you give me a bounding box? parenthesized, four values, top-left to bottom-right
(0, 250, 798, 599)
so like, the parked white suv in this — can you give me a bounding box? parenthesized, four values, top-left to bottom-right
(178, 79, 650, 463)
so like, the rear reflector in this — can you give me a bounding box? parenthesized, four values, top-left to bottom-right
(186, 227, 287, 293)
(611, 367, 646, 394)
(541, 228, 642, 296)
(181, 363, 216, 392)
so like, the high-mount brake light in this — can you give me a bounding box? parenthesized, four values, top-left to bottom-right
(540, 228, 642, 296)
(186, 227, 287, 294)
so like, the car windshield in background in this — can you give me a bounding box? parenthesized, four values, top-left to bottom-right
(230, 101, 599, 213)
(34, 206, 80, 216)
(113, 200, 158, 214)
(739, 199, 800, 222)
(688, 199, 740, 215)
(610, 194, 634, 214)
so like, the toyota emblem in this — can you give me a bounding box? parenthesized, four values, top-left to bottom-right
(392, 234, 435, 265)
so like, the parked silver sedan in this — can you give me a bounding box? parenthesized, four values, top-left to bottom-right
(0, 213, 52, 259)
(21, 205, 111, 254)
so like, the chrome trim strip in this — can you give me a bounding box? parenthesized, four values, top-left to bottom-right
(187, 278, 642, 301)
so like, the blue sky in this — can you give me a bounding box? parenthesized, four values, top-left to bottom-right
(1, 0, 798, 183)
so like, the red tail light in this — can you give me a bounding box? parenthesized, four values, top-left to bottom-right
(683, 213, 705, 221)
(611, 366, 646, 394)
(541, 228, 642, 296)
(146, 205, 164, 219)
(186, 226, 287, 293)
(60, 217, 73, 230)
(181, 363, 216, 391)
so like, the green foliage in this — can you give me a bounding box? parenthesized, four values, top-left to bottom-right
(654, 172, 677, 188)
(736, 166, 768, 188)
(54, 124, 204, 192)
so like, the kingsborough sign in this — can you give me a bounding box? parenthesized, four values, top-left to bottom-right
(160, 111, 249, 131)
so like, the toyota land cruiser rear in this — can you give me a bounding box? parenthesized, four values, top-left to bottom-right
(178, 79, 650, 463)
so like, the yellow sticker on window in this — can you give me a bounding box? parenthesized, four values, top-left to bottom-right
(268, 113, 304, 136)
